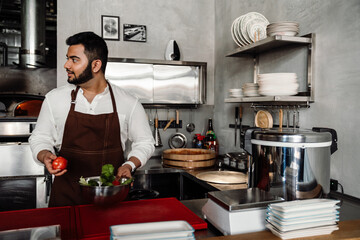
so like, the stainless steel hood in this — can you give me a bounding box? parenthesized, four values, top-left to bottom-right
(106, 58, 207, 107)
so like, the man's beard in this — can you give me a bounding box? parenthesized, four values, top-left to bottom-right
(67, 62, 93, 85)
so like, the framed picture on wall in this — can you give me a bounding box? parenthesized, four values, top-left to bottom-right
(101, 15, 120, 40)
(123, 24, 147, 42)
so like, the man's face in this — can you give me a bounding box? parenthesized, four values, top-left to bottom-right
(64, 44, 93, 85)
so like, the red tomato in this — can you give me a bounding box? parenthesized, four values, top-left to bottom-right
(112, 180, 120, 186)
(52, 156, 68, 170)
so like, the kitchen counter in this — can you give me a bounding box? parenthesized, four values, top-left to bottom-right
(204, 219, 360, 240)
(182, 196, 360, 240)
(139, 157, 248, 191)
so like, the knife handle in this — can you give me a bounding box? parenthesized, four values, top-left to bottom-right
(235, 107, 239, 119)
(239, 106, 243, 119)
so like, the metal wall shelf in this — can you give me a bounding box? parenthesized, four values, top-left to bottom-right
(226, 34, 312, 57)
(225, 33, 315, 105)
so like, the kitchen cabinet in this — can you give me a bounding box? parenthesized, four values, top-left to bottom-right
(225, 34, 314, 107)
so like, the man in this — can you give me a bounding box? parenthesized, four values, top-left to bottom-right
(29, 31, 155, 207)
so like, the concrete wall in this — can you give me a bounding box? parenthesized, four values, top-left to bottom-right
(57, 0, 215, 156)
(214, 0, 360, 198)
(57, 0, 360, 198)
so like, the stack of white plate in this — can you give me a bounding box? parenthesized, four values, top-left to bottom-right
(110, 221, 195, 240)
(266, 199, 340, 240)
(257, 73, 299, 96)
(228, 88, 243, 98)
(242, 83, 259, 97)
(231, 12, 269, 47)
(266, 21, 299, 37)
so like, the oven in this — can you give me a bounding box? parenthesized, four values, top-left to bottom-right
(0, 95, 51, 212)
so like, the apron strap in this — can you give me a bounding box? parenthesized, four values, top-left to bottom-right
(70, 86, 80, 111)
(107, 83, 117, 113)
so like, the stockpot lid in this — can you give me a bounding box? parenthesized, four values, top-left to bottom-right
(251, 128, 332, 148)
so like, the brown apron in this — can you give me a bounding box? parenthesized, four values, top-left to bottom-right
(49, 84, 124, 207)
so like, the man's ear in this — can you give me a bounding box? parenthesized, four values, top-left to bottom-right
(92, 59, 102, 73)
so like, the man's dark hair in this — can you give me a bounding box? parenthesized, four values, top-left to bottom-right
(66, 32, 108, 73)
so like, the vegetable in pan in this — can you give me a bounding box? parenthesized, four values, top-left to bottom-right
(79, 164, 133, 186)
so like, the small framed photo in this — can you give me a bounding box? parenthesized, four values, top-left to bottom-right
(101, 15, 120, 40)
(123, 24, 147, 42)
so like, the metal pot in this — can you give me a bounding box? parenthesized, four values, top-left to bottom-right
(244, 128, 337, 200)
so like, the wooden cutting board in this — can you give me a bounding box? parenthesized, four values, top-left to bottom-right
(162, 148, 216, 169)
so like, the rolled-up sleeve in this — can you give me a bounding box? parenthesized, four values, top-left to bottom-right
(126, 99, 155, 167)
(29, 97, 57, 165)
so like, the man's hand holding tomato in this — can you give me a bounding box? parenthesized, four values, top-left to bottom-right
(37, 150, 68, 176)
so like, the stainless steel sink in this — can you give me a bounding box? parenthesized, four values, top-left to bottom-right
(131, 169, 219, 201)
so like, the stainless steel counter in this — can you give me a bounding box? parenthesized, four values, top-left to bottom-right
(137, 157, 248, 191)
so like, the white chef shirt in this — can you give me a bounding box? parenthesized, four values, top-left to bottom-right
(29, 82, 155, 168)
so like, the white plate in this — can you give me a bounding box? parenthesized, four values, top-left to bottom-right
(258, 72, 297, 77)
(267, 206, 340, 219)
(268, 31, 298, 37)
(267, 210, 339, 222)
(235, 16, 248, 46)
(267, 219, 338, 232)
(259, 83, 299, 91)
(267, 215, 339, 226)
(266, 223, 338, 239)
(247, 18, 268, 42)
(110, 220, 194, 240)
(240, 12, 269, 44)
(268, 199, 340, 213)
(231, 17, 243, 47)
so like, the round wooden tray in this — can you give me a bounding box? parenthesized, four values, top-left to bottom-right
(162, 148, 216, 161)
(163, 159, 216, 169)
(255, 110, 273, 128)
(162, 148, 216, 169)
(195, 171, 247, 184)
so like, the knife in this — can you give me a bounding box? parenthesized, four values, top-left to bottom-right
(239, 106, 243, 147)
(235, 107, 239, 146)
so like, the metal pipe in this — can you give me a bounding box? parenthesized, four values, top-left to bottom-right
(0, 42, 8, 66)
(20, 0, 46, 68)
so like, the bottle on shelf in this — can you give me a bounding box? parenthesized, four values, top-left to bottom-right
(204, 118, 219, 154)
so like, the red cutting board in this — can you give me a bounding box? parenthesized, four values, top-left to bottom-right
(0, 206, 76, 239)
(74, 197, 207, 239)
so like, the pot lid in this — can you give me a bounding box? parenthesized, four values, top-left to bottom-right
(251, 128, 332, 144)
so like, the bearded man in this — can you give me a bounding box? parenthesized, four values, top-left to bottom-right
(29, 31, 155, 207)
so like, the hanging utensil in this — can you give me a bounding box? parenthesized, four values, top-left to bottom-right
(163, 118, 174, 131)
(147, 109, 154, 126)
(186, 109, 195, 133)
(154, 110, 162, 147)
(279, 109, 283, 130)
(175, 109, 180, 132)
(286, 108, 290, 128)
(239, 106, 243, 146)
(234, 107, 239, 146)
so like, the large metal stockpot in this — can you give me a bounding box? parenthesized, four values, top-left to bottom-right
(244, 128, 337, 200)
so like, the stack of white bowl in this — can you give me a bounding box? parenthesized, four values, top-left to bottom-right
(257, 73, 299, 96)
(231, 12, 269, 47)
(228, 88, 243, 98)
(266, 21, 299, 37)
(242, 83, 259, 97)
(266, 199, 340, 239)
